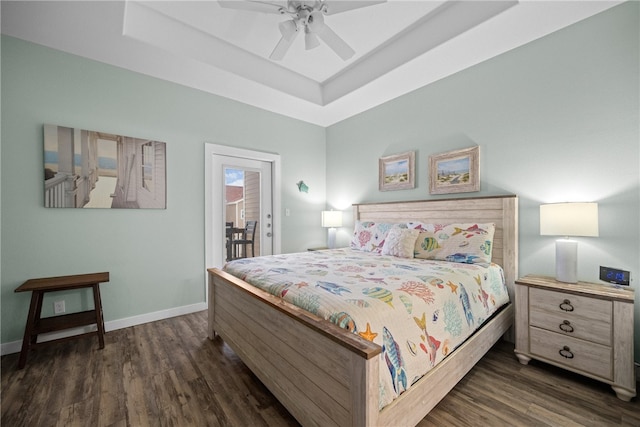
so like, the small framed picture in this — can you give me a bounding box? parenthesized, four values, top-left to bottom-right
(379, 151, 415, 191)
(429, 146, 480, 195)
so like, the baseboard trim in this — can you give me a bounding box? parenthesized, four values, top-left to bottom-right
(1, 302, 207, 356)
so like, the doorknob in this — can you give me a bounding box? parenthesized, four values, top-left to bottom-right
(266, 232, 272, 237)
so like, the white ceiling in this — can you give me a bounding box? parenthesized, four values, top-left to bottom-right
(1, 1, 622, 126)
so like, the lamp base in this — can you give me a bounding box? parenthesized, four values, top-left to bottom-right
(327, 228, 337, 249)
(555, 239, 578, 283)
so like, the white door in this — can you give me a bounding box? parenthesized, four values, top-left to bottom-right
(205, 144, 280, 276)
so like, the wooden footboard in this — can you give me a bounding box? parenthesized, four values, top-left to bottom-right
(208, 268, 381, 427)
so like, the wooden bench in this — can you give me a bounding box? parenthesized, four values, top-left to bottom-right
(15, 272, 109, 369)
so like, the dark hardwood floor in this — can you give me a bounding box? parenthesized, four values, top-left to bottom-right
(2, 310, 638, 426)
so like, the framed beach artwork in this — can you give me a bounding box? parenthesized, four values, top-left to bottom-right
(379, 151, 415, 191)
(44, 124, 167, 209)
(429, 146, 480, 195)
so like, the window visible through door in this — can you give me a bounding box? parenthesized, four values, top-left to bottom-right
(225, 167, 262, 260)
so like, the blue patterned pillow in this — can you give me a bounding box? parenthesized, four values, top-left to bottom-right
(413, 223, 495, 264)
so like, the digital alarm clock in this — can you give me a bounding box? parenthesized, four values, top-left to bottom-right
(599, 266, 630, 286)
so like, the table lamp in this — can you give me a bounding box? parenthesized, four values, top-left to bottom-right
(321, 210, 342, 249)
(540, 202, 599, 283)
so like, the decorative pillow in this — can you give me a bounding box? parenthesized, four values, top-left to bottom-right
(381, 228, 420, 258)
(413, 230, 444, 259)
(351, 221, 402, 253)
(413, 223, 495, 264)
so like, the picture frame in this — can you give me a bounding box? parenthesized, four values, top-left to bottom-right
(44, 124, 167, 209)
(429, 146, 480, 195)
(379, 151, 415, 191)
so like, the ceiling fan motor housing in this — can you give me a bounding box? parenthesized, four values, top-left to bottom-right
(289, 1, 325, 14)
(282, 1, 325, 34)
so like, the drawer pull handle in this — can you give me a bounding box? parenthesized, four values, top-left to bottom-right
(559, 346, 574, 359)
(559, 320, 574, 333)
(559, 299, 574, 312)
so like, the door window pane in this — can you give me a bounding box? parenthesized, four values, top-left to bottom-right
(224, 168, 261, 260)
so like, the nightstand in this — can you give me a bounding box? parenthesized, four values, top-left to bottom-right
(514, 275, 636, 401)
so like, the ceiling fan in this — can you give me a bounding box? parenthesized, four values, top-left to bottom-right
(218, 1, 386, 61)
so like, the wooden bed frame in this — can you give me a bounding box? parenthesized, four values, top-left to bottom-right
(208, 195, 518, 426)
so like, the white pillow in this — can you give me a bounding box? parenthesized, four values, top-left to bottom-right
(381, 228, 420, 258)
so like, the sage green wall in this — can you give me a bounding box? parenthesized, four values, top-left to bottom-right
(326, 3, 640, 356)
(1, 36, 326, 345)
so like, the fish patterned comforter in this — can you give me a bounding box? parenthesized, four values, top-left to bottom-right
(223, 248, 510, 409)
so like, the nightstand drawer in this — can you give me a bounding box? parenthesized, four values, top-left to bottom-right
(529, 308, 611, 346)
(530, 327, 612, 380)
(529, 287, 612, 323)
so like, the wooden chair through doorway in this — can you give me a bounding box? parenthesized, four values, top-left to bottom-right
(225, 222, 234, 261)
(232, 220, 257, 259)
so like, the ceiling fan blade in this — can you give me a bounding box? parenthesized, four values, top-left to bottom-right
(320, 0, 386, 15)
(269, 29, 299, 60)
(315, 23, 355, 60)
(218, 1, 287, 14)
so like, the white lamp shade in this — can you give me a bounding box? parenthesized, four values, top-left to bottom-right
(321, 210, 342, 228)
(540, 202, 599, 237)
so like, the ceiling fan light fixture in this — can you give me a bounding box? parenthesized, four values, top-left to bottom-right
(306, 10, 325, 32)
(220, 0, 384, 61)
(304, 27, 320, 50)
(278, 19, 298, 39)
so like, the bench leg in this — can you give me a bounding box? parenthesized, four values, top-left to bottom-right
(92, 284, 106, 349)
(18, 291, 43, 369)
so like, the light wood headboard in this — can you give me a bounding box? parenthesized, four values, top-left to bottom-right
(353, 195, 519, 300)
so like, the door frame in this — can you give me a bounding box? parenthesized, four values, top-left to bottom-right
(204, 143, 281, 301)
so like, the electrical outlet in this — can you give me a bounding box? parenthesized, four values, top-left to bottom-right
(53, 300, 65, 314)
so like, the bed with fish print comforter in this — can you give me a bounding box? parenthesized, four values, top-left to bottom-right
(223, 248, 510, 409)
